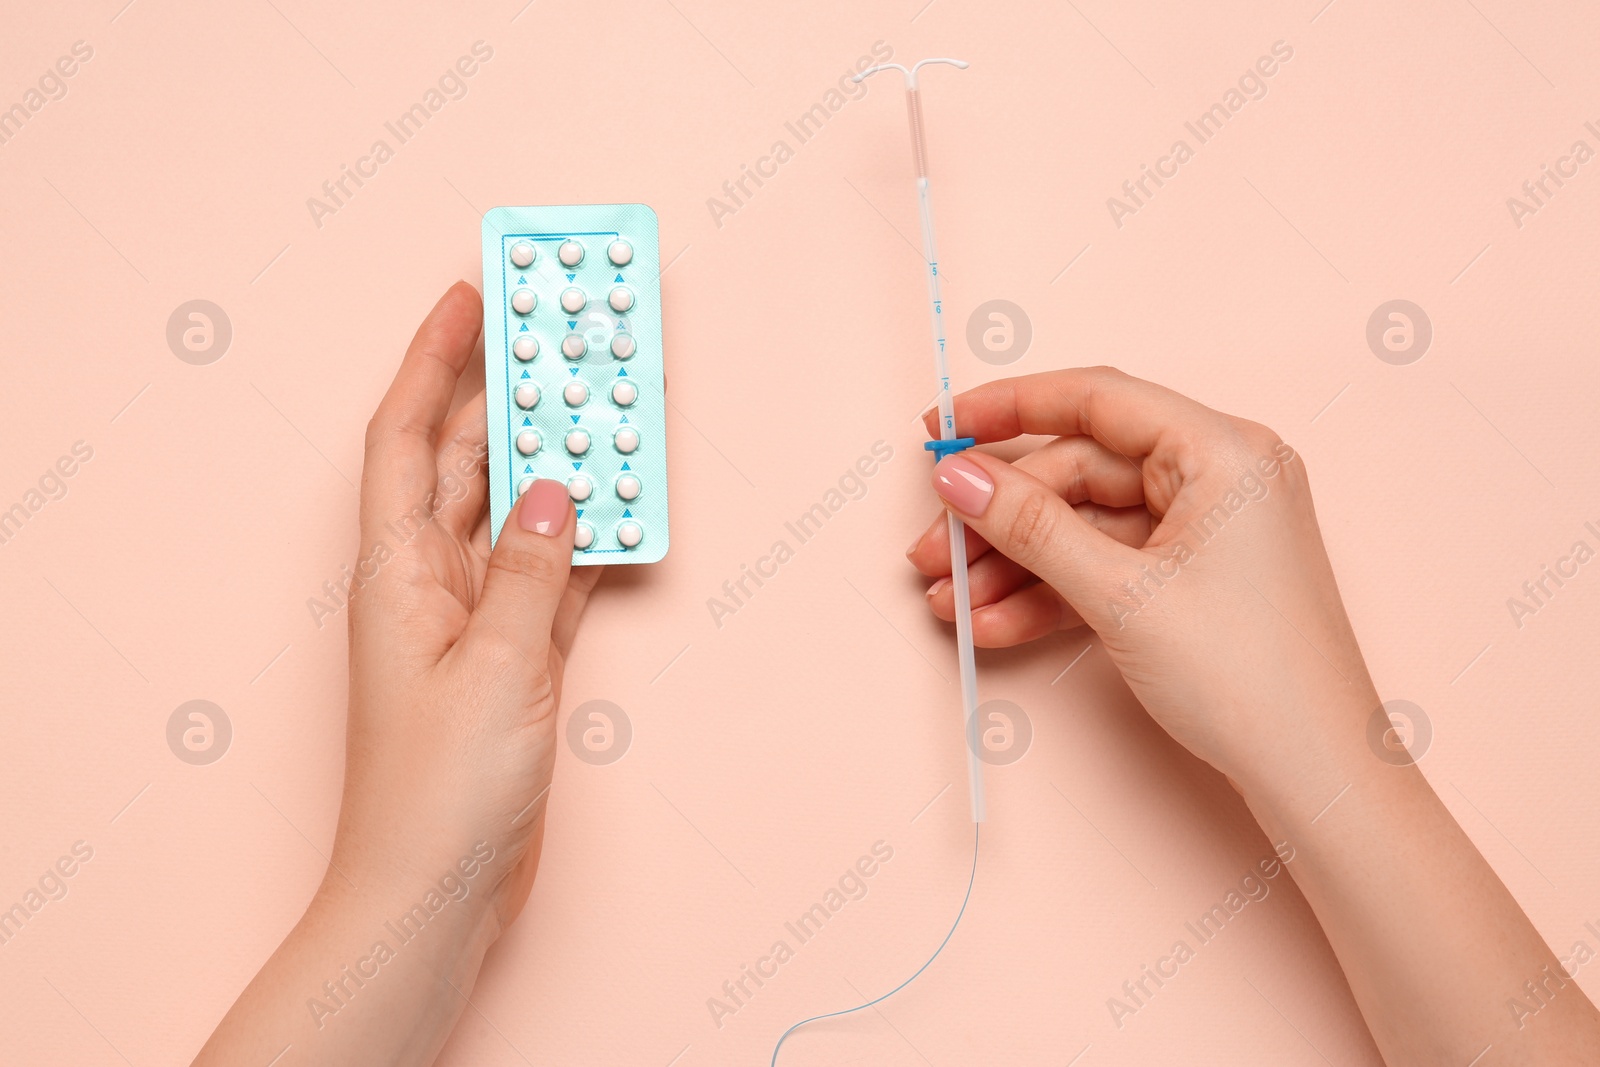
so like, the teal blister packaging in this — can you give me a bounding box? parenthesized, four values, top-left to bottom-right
(482, 204, 668, 564)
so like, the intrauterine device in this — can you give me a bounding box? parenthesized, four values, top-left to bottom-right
(481, 204, 669, 563)
(854, 59, 985, 823)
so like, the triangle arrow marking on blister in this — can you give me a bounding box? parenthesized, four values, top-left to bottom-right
(520, 369, 530, 378)
(617, 367, 628, 376)
(522, 416, 532, 426)
(517, 275, 527, 284)
(622, 509, 632, 518)
(566, 273, 576, 282)
(614, 273, 624, 282)
(570, 415, 580, 423)
(566, 320, 577, 330)
(620, 461, 631, 470)
(518, 323, 528, 331)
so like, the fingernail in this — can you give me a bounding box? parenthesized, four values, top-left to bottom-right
(926, 576, 950, 599)
(905, 532, 923, 559)
(518, 479, 570, 536)
(933, 455, 993, 517)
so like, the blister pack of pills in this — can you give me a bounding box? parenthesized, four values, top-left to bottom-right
(482, 204, 668, 564)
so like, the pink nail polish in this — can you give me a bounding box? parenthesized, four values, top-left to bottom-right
(926, 576, 951, 598)
(932, 455, 993, 517)
(518, 479, 570, 536)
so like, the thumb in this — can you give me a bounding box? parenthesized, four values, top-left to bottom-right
(931, 452, 1136, 624)
(472, 479, 575, 664)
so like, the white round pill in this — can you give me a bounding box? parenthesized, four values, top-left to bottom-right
(607, 240, 633, 266)
(511, 288, 537, 315)
(513, 383, 540, 409)
(563, 380, 589, 406)
(616, 474, 641, 501)
(558, 240, 584, 267)
(610, 333, 636, 360)
(517, 476, 534, 496)
(512, 335, 539, 362)
(616, 521, 643, 548)
(510, 242, 536, 268)
(574, 522, 594, 550)
(560, 287, 586, 314)
(614, 427, 640, 453)
(565, 429, 591, 455)
(608, 287, 635, 313)
(567, 475, 592, 501)
(515, 430, 541, 455)
(562, 334, 587, 360)
(611, 380, 638, 407)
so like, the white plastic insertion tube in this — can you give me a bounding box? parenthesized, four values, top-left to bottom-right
(853, 58, 984, 824)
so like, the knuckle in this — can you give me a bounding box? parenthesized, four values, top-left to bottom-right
(1006, 489, 1060, 557)
(363, 414, 387, 454)
(1206, 418, 1312, 499)
(1236, 418, 1283, 453)
(487, 544, 561, 588)
(1217, 419, 1281, 469)
(364, 409, 429, 456)
(1076, 365, 1126, 397)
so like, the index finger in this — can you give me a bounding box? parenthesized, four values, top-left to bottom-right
(922, 366, 1225, 459)
(362, 281, 483, 531)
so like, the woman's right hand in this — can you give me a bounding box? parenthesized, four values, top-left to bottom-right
(905, 366, 1381, 800)
(906, 367, 1600, 1067)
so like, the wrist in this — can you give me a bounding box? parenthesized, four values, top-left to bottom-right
(1236, 727, 1437, 863)
(318, 834, 510, 954)
(239, 856, 501, 1065)
(1227, 691, 1392, 831)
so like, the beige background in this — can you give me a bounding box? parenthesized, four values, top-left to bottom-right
(3, 0, 1598, 1063)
